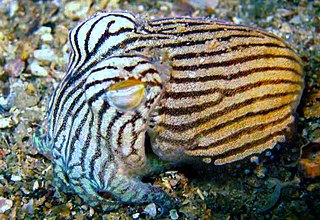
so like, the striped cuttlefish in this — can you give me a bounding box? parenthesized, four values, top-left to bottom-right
(33, 11, 304, 214)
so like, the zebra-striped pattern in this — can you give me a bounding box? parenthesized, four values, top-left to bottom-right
(35, 11, 303, 210)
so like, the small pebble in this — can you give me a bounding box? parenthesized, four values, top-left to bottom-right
(196, 188, 205, 200)
(11, 175, 22, 182)
(160, 5, 169, 11)
(64, 1, 89, 20)
(307, 184, 316, 192)
(0, 197, 13, 213)
(255, 165, 267, 179)
(32, 181, 39, 191)
(9, 0, 18, 17)
(138, 5, 144, 12)
(41, 33, 54, 43)
(290, 15, 302, 24)
(21, 187, 31, 195)
(132, 213, 140, 219)
(202, 157, 211, 164)
(22, 199, 34, 215)
(170, 209, 179, 220)
(55, 25, 69, 45)
(0, 31, 4, 40)
(30, 61, 48, 77)
(105, 0, 120, 10)
(265, 151, 272, 157)
(21, 50, 29, 61)
(186, 0, 219, 9)
(33, 48, 57, 62)
(81, 205, 88, 210)
(0, 93, 15, 112)
(250, 156, 260, 165)
(266, 15, 274, 22)
(232, 16, 242, 24)
(4, 59, 25, 77)
(170, 179, 178, 187)
(144, 203, 157, 217)
(0, 117, 13, 129)
(89, 207, 94, 217)
(277, 8, 293, 17)
(35, 26, 51, 35)
(10, 81, 40, 108)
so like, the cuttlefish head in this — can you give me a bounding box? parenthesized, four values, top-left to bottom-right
(84, 55, 165, 163)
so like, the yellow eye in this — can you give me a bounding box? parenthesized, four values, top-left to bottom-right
(106, 79, 146, 111)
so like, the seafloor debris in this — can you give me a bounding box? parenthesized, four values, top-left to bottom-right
(169, 209, 179, 220)
(143, 203, 157, 217)
(299, 143, 320, 178)
(0, 197, 13, 214)
(303, 91, 320, 119)
(0, 0, 319, 219)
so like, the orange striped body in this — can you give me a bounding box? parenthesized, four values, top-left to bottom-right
(139, 18, 304, 165)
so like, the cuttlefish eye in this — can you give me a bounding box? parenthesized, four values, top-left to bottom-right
(106, 78, 146, 111)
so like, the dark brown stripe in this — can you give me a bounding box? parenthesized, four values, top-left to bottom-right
(71, 34, 170, 78)
(51, 76, 87, 130)
(131, 33, 265, 52)
(161, 95, 223, 116)
(199, 105, 292, 148)
(158, 27, 258, 37)
(139, 68, 159, 78)
(171, 42, 287, 60)
(172, 54, 301, 71)
(158, 108, 291, 149)
(215, 129, 288, 163)
(117, 119, 134, 156)
(80, 113, 93, 170)
(98, 100, 113, 142)
(148, 19, 255, 33)
(149, 18, 213, 26)
(105, 111, 122, 141)
(85, 77, 122, 90)
(165, 79, 301, 99)
(171, 66, 302, 84)
(110, 13, 137, 26)
(84, 16, 110, 55)
(55, 96, 87, 151)
(69, 19, 88, 74)
(91, 65, 119, 72)
(89, 138, 102, 180)
(159, 91, 298, 129)
(129, 119, 139, 155)
(67, 109, 90, 165)
(74, 26, 134, 74)
(98, 159, 110, 187)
